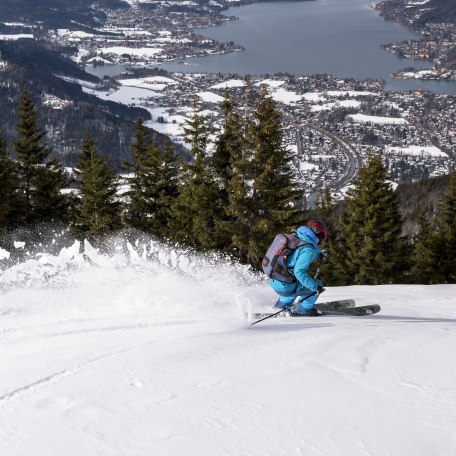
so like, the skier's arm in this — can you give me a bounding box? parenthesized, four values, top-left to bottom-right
(293, 248, 319, 291)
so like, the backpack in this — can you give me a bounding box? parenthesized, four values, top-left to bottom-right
(262, 233, 307, 283)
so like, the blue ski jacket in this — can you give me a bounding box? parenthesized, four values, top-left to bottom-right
(269, 226, 321, 295)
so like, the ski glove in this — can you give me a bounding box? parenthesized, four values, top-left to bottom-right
(314, 279, 325, 294)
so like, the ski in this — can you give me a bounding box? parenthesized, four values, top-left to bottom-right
(315, 299, 356, 311)
(291, 304, 381, 317)
(250, 299, 356, 320)
(249, 301, 380, 321)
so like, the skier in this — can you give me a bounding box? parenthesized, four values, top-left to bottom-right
(268, 219, 327, 316)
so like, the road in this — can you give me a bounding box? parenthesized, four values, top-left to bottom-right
(303, 124, 361, 207)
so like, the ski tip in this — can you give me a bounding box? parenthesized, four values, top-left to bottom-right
(352, 304, 381, 316)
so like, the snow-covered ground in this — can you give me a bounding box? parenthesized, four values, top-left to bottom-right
(1, 237, 455, 455)
(385, 145, 447, 157)
(210, 79, 245, 89)
(347, 113, 408, 125)
(0, 34, 34, 40)
(99, 46, 163, 58)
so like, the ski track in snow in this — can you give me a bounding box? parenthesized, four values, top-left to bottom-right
(1, 238, 456, 456)
(0, 346, 135, 406)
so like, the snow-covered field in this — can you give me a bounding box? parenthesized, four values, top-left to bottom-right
(1, 238, 455, 456)
(346, 113, 408, 125)
(0, 34, 34, 40)
(385, 145, 447, 157)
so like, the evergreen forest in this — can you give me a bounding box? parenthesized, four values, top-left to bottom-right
(1, 87, 455, 285)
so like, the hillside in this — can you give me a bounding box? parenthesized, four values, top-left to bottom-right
(0, 0, 129, 29)
(415, 0, 456, 26)
(0, 40, 187, 166)
(396, 173, 452, 234)
(0, 238, 455, 456)
(378, 0, 456, 26)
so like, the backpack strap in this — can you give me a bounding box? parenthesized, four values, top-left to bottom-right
(286, 239, 308, 273)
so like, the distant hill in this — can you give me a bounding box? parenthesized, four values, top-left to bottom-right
(0, 0, 129, 29)
(0, 0, 188, 167)
(396, 173, 452, 235)
(379, 0, 456, 27)
(0, 39, 144, 167)
(415, 0, 456, 26)
(327, 173, 452, 237)
(0, 39, 186, 167)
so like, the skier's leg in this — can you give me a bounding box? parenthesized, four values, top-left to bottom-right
(269, 279, 298, 309)
(274, 295, 296, 309)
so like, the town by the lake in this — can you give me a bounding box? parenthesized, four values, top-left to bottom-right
(1, 0, 455, 204)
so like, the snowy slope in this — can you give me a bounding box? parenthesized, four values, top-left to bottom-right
(1, 238, 455, 456)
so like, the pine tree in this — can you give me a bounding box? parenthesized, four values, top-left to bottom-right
(314, 188, 347, 285)
(434, 170, 456, 282)
(146, 137, 180, 237)
(136, 135, 180, 237)
(169, 95, 225, 249)
(339, 154, 406, 285)
(247, 85, 302, 265)
(33, 156, 69, 223)
(124, 118, 151, 230)
(213, 90, 242, 190)
(410, 212, 442, 284)
(13, 88, 50, 223)
(223, 82, 255, 262)
(212, 90, 245, 251)
(125, 119, 180, 237)
(316, 187, 334, 222)
(72, 134, 122, 237)
(0, 129, 23, 228)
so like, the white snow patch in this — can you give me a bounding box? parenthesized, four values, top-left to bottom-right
(0, 34, 34, 40)
(99, 46, 163, 57)
(311, 100, 362, 111)
(271, 88, 304, 105)
(407, 0, 430, 5)
(385, 145, 447, 157)
(310, 104, 332, 112)
(387, 180, 399, 190)
(2, 22, 32, 27)
(144, 107, 189, 139)
(121, 0, 162, 5)
(256, 79, 285, 88)
(0, 248, 10, 260)
(118, 76, 176, 92)
(338, 100, 362, 108)
(326, 90, 377, 97)
(196, 91, 224, 104)
(347, 114, 408, 125)
(82, 85, 159, 104)
(56, 30, 94, 39)
(85, 56, 112, 64)
(211, 79, 246, 89)
(302, 92, 326, 102)
(299, 160, 319, 171)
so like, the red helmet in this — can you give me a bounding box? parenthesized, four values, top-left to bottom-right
(306, 219, 328, 243)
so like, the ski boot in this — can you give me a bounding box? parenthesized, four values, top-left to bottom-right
(289, 307, 324, 317)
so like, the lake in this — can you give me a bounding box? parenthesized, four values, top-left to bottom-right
(160, 0, 456, 93)
(87, 0, 456, 94)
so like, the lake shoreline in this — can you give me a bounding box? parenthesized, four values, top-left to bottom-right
(87, 0, 456, 94)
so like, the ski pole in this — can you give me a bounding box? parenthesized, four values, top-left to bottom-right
(250, 290, 319, 326)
